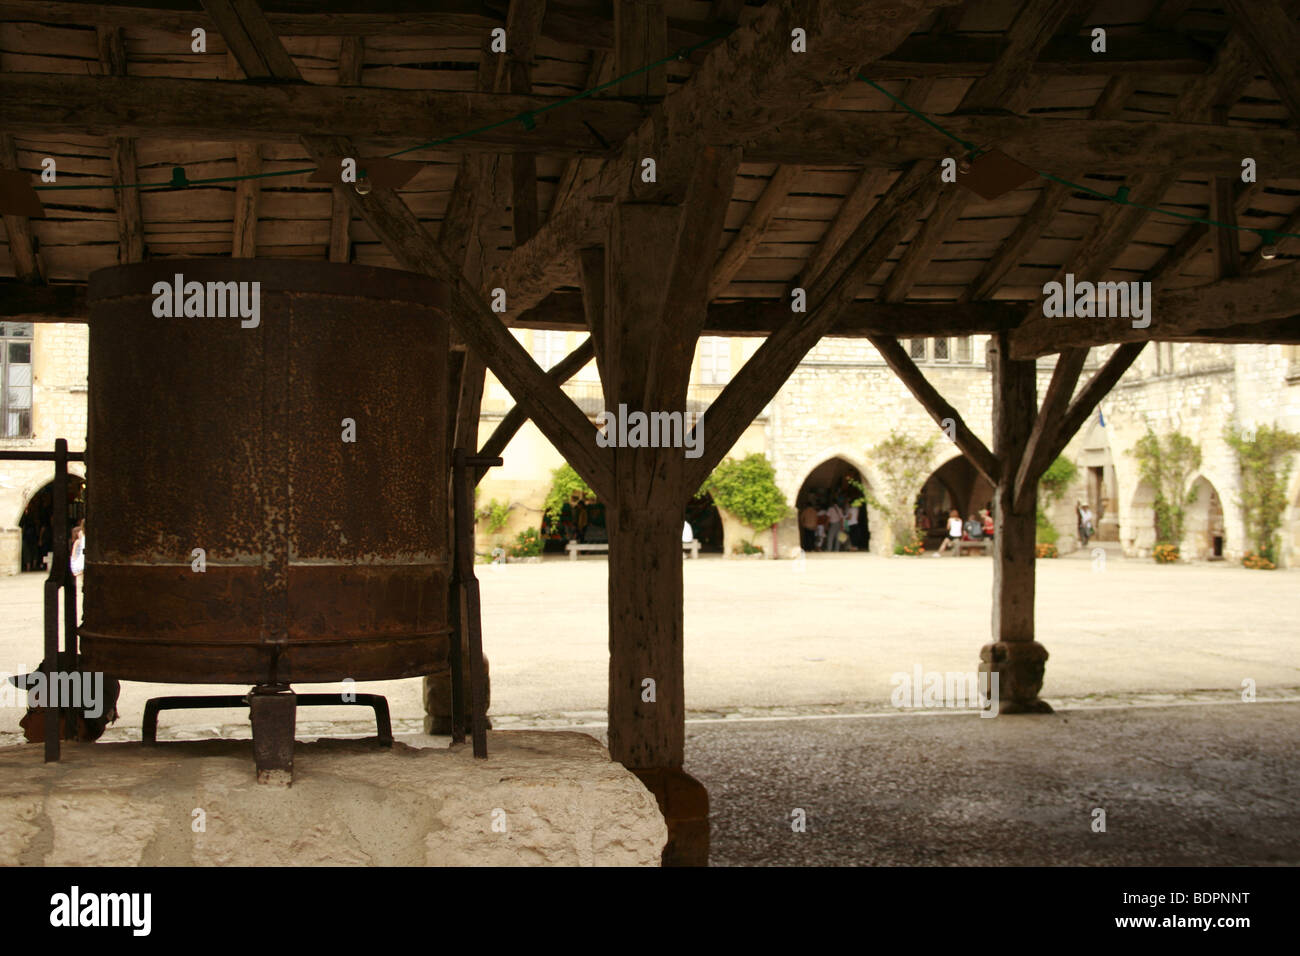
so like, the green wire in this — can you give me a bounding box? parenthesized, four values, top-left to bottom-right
(858, 75, 1300, 243)
(31, 30, 733, 191)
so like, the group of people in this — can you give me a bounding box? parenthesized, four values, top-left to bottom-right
(19, 498, 85, 580)
(933, 507, 995, 556)
(797, 495, 866, 552)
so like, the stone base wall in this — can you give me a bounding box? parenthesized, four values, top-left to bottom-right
(0, 732, 667, 866)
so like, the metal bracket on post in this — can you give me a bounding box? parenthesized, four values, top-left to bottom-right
(453, 448, 502, 759)
(1, 440, 86, 762)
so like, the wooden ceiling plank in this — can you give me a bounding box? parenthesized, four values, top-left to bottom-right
(490, 0, 960, 320)
(963, 75, 1131, 303)
(709, 164, 802, 300)
(1224, 0, 1300, 125)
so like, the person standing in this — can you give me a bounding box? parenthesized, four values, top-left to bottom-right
(69, 519, 86, 588)
(844, 502, 861, 551)
(1076, 502, 1093, 547)
(825, 500, 844, 553)
(798, 501, 818, 553)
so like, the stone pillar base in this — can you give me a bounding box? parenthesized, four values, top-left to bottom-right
(979, 641, 1053, 714)
(422, 654, 491, 735)
(632, 767, 709, 867)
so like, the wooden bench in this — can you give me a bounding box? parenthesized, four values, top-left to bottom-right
(567, 540, 700, 560)
(951, 537, 991, 556)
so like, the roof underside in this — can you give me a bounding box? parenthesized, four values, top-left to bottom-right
(0, 0, 1297, 330)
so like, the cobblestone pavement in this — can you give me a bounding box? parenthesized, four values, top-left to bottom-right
(686, 701, 1300, 867)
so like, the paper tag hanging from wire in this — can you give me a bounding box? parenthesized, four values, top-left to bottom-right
(0, 170, 45, 218)
(955, 149, 1038, 201)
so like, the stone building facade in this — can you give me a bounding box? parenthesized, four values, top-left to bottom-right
(2, 323, 1298, 572)
(0, 322, 88, 572)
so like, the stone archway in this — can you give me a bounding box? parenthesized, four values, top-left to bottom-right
(917, 455, 994, 549)
(793, 455, 873, 553)
(15, 473, 86, 573)
(1182, 474, 1225, 560)
(1078, 416, 1119, 542)
(1129, 479, 1157, 556)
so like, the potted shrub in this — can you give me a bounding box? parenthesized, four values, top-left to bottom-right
(506, 527, 543, 563)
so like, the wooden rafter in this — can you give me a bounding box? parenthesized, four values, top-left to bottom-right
(0, 134, 41, 282)
(95, 26, 145, 265)
(710, 164, 802, 301)
(1141, 182, 1258, 283)
(1224, 0, 1300, 125)
(475, 337, 596, 485)
(1008, 27, 1261, 357)
(962, 75, 1131, 303)
(3, 0, 734, 51)
(328, 35, 363, 263)
(489, 0, 960, 320)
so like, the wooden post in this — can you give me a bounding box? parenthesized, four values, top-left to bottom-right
(597, 146, 737, 864)
(982, 333, 1052, 713)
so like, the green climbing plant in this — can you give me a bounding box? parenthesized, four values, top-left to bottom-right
(862, 431, 935, 546)
(476, 498, 511, 535)
(1128, 428, 1202, 545)
(1035, 455, 1079, 544)
(1225, 423, 1300, 565)
(701, 453, 790, 532)
(542, 463, 596, 523)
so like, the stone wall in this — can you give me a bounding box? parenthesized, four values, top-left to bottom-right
(0, 324, 88, 573)
(0, 732, 668, 866)
(4, 323, 1298, 572)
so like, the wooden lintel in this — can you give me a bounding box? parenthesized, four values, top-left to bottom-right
(1, 282, 1026, 338)
(1010, 262, 1300, 359)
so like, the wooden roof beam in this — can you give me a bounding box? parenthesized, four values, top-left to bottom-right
(1009, 262, 1300, 358)
(328, 36, 363, 263)
(0, 134, 42, 282)
(872, 31, 1214, 78)
(95, 26, 145, 265)
(491, 0, 962, 318)
(0, 282, 1026, 337)
(1224, 0, 1300, 125)
(1009, 28, 1261, 358)
(0, 1, 732, 52)
(8, 73, 1300, 173)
